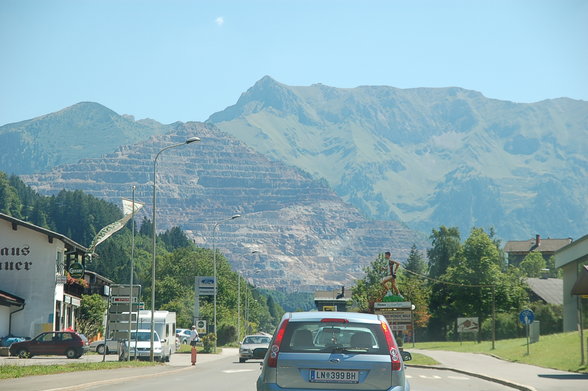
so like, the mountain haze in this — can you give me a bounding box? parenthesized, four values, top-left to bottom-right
(209, 76, 588, 240)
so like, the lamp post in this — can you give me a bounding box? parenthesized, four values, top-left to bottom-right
(238, 250, 258, 341)
(150, 136, 200, 361)
(128, 185, 136, 361)
(212, 214, 241, 353)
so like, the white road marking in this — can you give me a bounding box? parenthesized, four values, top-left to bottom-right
(223, 369, 255, 373)
(447, 375, 470, 380)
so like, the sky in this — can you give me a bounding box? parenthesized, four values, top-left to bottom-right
(1, 0, 586, 126)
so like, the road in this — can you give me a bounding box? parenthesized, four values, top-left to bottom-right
(0, 349, 515, 391)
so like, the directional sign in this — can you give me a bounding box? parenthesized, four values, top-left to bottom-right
(196, 276, 216, 296)
(519, 309, 535, 325)
(110, 296, 138, 303)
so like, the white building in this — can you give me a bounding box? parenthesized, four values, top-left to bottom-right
(0, 212, 90, 338)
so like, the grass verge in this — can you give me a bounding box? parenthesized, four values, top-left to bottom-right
(406, 352, 439, 365)
(0, 360, 160, 379)
(410, 330, 587, 373)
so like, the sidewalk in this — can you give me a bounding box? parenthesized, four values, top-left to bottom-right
(409, 349, 588, 391)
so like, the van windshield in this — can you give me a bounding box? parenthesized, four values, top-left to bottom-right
(130, 332, 159, 342)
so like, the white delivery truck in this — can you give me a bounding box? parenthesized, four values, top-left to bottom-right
(134, 310, 177, 362)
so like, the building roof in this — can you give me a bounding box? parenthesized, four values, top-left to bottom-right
(525, 278, 563, 305)
(504, 237, 572, 254)
(0, 212, 88, 254)
(0, 289, 25, 307)
(555, 234, 588, 269)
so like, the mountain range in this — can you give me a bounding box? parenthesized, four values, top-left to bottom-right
(208, 76, 588, 240)
(2, 76, 587, 289)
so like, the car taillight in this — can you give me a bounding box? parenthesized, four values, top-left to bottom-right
(380, 320, 401, 371)
(320, 318, 349, 323)
(267, 319, 289, 368)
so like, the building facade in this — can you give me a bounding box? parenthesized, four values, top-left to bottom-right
(0, 213, 89, 338)
(555, 234, 588, 332)
(504, 234, 572, 266)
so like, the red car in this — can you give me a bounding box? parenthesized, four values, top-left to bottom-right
(9, 331, 89, 359)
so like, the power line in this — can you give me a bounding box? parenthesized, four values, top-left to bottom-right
(401, 267, 495, 288)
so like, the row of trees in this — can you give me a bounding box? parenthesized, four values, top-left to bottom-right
(351, 226, 563, 341)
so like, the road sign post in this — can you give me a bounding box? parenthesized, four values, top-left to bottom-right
(519, 309, 534, 355)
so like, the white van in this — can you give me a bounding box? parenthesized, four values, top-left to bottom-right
(135, 310, 177, 361)
(119, 329, 165, 361)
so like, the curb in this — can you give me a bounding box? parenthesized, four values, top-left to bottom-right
(406, 364, 537, 391)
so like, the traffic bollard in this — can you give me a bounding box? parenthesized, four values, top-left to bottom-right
(191, 346, 197, 365)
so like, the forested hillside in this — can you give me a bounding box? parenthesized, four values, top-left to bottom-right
(0, 171, 287, 340)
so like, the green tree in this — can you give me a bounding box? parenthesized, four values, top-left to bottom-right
(351, 253, 389, 313)
(427, 226, 461, 278)
(520, 251, 547, 277)
(440, 228, 528, 340)
(443, 228, 502, 331)
(77, 294, 108, 339)
(159, 226, 192, 251)
(398, 245, 430, 328)
(426, 226, 462, 339)
(404, 244, 428, 275)
(0, 172, 23, 217)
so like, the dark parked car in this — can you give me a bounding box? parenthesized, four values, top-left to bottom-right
(9, 331, 89, 359)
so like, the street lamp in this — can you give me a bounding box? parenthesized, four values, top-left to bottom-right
(150, 136, 200, 361)
(238, 250, 259, 341)
(212, 214, 241, 353)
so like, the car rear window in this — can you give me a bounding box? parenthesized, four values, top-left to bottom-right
(279, 321, 388, 355)
(244, 336, 271, 344)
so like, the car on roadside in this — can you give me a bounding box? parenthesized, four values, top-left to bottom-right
(256, 311, 411, 391)
(176, 328, 191, 344)
(239, 334, 271, 363)
(9, 331, 89, 359)
(89, 338, 120, 354)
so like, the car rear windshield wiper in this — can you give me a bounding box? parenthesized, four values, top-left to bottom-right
(326, 346, 369, 354)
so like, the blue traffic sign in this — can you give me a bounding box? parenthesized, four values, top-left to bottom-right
(519, 309, 534, 325)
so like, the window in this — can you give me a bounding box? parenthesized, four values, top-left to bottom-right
(280, 322, 386, 354)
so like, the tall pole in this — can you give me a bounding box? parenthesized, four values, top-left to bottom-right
(237, 274, 241, 342)
(150, 137, 200, 361)
(212, 214, 241, 353)
(492, 284, 496, 350)
(128, 185, 135, 360)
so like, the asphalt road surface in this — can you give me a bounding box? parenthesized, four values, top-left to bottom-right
(0, 351, 516, 391)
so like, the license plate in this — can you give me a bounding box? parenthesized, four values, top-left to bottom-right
(309, 369, 359, 383)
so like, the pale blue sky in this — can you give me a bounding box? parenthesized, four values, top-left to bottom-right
(1, 0, 586, 126)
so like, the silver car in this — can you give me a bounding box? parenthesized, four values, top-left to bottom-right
(239, 334, 271, 363)
(89, 338, 120, 355)
(257, 311, 410, 391)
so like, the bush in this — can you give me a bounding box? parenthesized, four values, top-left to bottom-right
(480, 312, 523, 340)
(201, 333, 216, 353)
(530, 303, 563, 334)
(217, 324, 237, 345)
